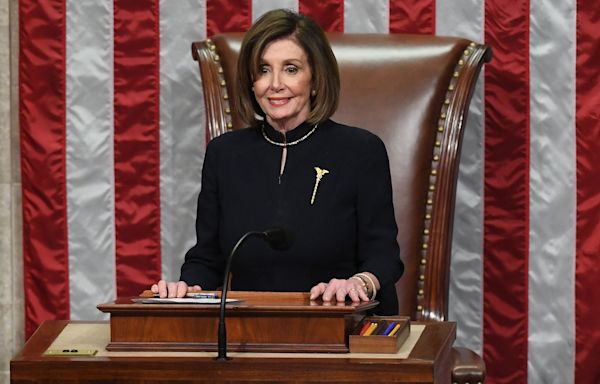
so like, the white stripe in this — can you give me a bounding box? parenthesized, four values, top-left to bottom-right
(436, 0, 485, 356)
(344, 0, 388, 33)
(65, 0, 114, 320)
(528, 0, 576, 382)
(252, 0, 298, 22)
(159, 0, 207, 282)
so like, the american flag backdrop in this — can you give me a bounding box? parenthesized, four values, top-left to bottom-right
(18, 0, 600, 383)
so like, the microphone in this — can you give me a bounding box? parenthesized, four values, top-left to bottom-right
(262, 226, 294, 251)
(216, 227, 293, 361)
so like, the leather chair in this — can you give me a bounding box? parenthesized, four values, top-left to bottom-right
(192, 33, 492, 383)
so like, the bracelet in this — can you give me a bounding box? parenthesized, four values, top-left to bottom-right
(350, 276, 368, 294)
(354, 273, 377, 301)
(354, 274, 375, 300)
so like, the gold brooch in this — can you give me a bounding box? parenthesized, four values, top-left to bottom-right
(311, 167, 330, 205)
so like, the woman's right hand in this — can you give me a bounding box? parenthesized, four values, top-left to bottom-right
(150, 280, 202, 298)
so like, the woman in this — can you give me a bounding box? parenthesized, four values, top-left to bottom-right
(152, 9, 403, 314)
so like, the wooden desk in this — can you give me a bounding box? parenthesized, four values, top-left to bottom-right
(11, 320, 455, 383)
(97, 291, 378, 353)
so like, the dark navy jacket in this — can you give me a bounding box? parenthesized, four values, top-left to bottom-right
(181, 119, 403, 315)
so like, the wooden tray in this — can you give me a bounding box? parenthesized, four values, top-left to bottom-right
(349, 316, 410, 354)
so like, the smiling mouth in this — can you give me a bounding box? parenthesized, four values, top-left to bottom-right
(268, 97, 290, 106)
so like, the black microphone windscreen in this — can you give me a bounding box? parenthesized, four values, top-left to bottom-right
(262, 227, 294, 250)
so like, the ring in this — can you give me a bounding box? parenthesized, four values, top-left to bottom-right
(349, 288, 357, 292)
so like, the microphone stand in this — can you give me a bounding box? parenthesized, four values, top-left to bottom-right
(216, 231, 262, 361)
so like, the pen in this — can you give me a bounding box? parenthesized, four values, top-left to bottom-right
(388, 323, 402, 337)
(186, 292, 219, 298)
(382, 321, 397, 336)
(359, 321, 372, 336)
(363, 322, 379, 336)
(153, 292, 219, 299)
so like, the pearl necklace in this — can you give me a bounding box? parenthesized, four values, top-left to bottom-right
(261, 123, 318, 147)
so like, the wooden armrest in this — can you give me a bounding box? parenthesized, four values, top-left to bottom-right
(451, 346, 486, 384)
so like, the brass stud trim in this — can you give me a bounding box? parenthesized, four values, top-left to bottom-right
(417, 44, 474, 319)
(204, 39, 233, 134)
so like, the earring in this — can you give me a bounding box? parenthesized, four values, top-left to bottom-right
(311, 89, 316, 96)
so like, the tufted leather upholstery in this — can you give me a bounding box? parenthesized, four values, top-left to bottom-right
(192, 33, 491, 383)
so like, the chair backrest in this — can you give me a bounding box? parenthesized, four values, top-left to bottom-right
(192, 33, 491, 321)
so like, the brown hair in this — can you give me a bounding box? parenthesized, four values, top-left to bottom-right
(235, 9, 340, 127)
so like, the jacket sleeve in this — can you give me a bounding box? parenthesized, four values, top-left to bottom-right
(355, 135, 404, 313)
(179, 139, 225, 289)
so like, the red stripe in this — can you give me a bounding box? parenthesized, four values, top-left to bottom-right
(19, 0, 69, 339)
(483, 1, 530, 383)
(299, 0, 344, 32)
(389, 0, 435, 34)
(113, 1, 162, 297)
(575, 2, 600, 383)
(206, 0, 251, 36)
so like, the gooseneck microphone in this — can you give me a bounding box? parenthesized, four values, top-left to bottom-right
(216, 227, 293, 361)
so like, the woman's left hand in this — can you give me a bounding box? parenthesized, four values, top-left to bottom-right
(309, 278, 369, 303)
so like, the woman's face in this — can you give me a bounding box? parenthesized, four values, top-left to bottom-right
(253, 37, 312, 132)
